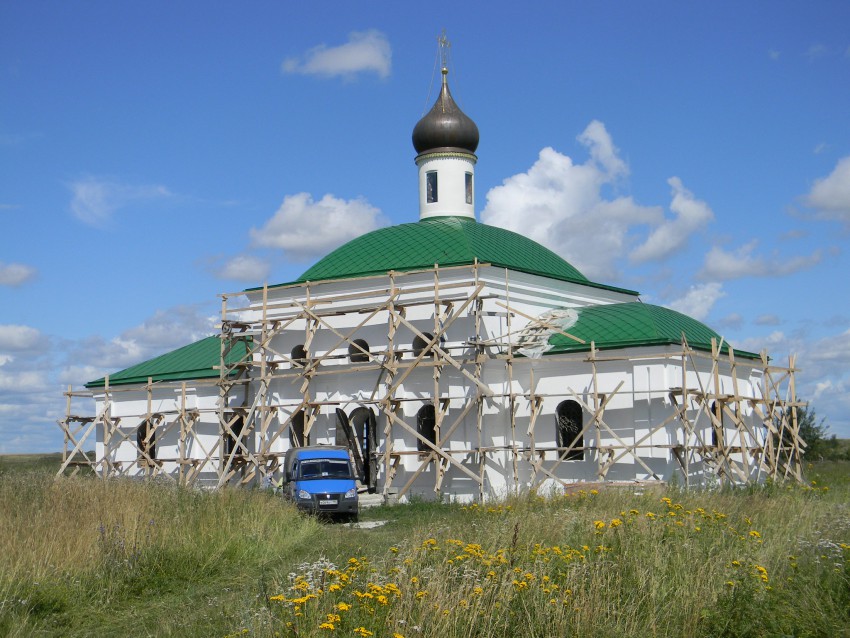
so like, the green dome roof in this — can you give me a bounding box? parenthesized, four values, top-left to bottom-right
(539, 302, 756, 358)
(295, 217, 620, 288)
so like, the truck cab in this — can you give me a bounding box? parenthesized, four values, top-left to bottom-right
(283, 446, 359, 521)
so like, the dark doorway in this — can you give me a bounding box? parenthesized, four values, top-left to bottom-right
(336, 407, 377, 491)
(224, 412, 245, 458)
(290, 410, 307, 447)
(137, 419, 157, 462)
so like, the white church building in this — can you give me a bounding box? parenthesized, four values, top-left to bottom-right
(59, 59, 804, 500)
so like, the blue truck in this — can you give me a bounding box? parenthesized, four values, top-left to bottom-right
(282, 446, 359, 521)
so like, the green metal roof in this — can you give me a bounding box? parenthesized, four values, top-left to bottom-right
(269, 217, 636, 295)
(542, 302, 758, 358)
(85, 336, 250, 388)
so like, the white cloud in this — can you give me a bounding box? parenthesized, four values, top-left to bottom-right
(577, 120, 627, 177)
(716, 313, 743, 331)
(68, 176, 172, 226)
(0, 261, 36, 286)
(780, 228, 807, 240)
(57, 365, 103, 387)
(733, 330, 798, 363)
(0, 369, 49, 392)
(666, 283, 725, 321)
(755, 314, 781, 326)
(122, 306, 217, 353)
(630, 177, 714, 263)
(805, 43, 827, 60)
(699, 241, 822, 281)
(3, 304, 217, 454)
(807, 327, 850, 366)
(804, 156, 850, 224)
(481, 121, 661, 281)
(251, 192, 387, 262)
(74, 305, 217, 372)
(0, 324, 42, 351)
(282, 30, 391, 80)
(792, 328, 850, 437)
(216, 255, 270, 282)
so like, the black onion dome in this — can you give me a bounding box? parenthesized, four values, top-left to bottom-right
(412, 69, 479, 155)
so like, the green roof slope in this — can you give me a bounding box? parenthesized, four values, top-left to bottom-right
(86, 336, 249, 388)
(287, 217, 635, 294)
(544, 302, 757, 358)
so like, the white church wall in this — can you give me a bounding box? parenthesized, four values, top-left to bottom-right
(93, 383, 220, 481)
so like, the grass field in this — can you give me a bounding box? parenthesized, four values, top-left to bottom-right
(1, 455, 848, 637)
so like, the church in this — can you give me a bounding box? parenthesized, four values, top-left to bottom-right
(58, 55, 804, 500)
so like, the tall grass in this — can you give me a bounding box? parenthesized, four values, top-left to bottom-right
(0, 471, 319, 636)
(251, 483, 848, 638)
(1, 460, 848, 637)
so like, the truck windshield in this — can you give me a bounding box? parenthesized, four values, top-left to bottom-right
(298, 459, 353, 480)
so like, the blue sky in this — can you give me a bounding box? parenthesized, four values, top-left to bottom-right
(2, 1, 849, 453)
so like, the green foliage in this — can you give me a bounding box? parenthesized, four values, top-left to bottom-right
(794, 404, 849, 461)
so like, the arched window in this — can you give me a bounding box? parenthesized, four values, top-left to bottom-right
(290, 410, 307, 447)
(710, 402, 724, 448)
(224, 412, 245, 458)
(348, 339, 370, 363)
(291, 344, 307, 367)
(417, 404, 437, 452)
(426, 171, 438, 203)
(555, 400, 584, 461)
(412, 332, 434, 358)
(137, 419, 156, 462)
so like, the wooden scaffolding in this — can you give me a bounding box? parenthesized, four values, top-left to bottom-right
(58, 264, 805, 494)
